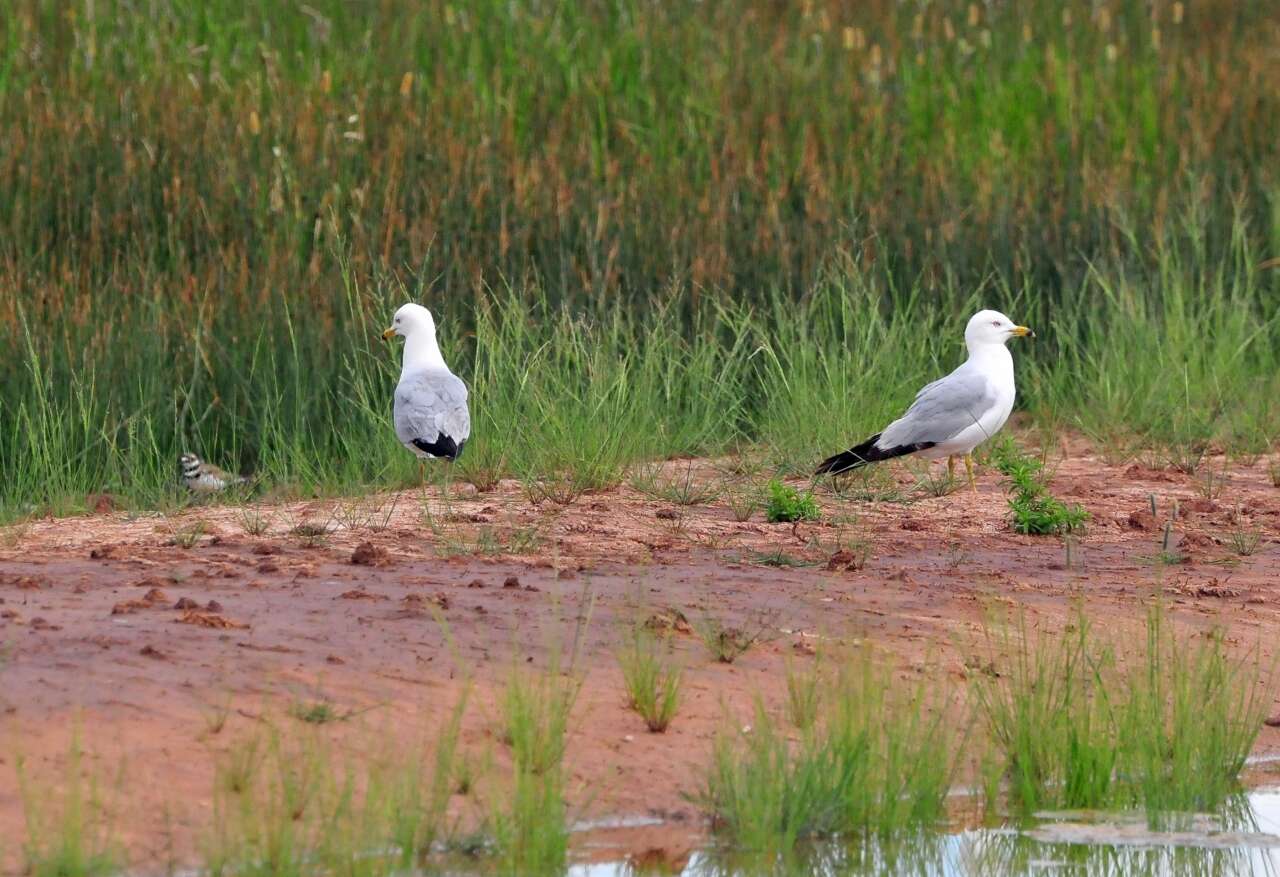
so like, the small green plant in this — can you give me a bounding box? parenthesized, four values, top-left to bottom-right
(1195, 464, 1227, 501)
(724, 486, 761, 522)
(1228, 525, 1262, 557)
(992, 445, 1087, 536)
(17, 739, 118, 877)
(289, 521, 332, 547)
(168, 519, 209, 548)
(765, 480, 819, 524)
(288, 699, 345, 725)
(908, 462, 959, 498)
(784, 659, 823, 732)
(201, 693, 234, 737)
(617, 625, 683, 732)
(634, 462, 721, 506)
(234, 506, 272, 537)
(694, 612, 777, 663)
(749, 548, 813, 568)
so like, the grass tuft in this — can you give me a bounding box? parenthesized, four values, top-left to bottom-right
(701, 647, 955, 853)
(617, 625, 683, 733)
(694, 613, 777, 664)
(972, 602, 1270, 816)
(17, 739, 118, 877)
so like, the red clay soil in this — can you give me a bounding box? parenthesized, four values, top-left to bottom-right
(3, 445, 1280, 872)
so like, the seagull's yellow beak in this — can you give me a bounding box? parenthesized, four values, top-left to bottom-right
(381, 327, 397, 341)
(1010, 326, 1034, 338)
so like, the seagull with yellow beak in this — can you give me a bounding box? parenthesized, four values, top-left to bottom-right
(816, 309, 1033, 491)
(382, 303, 470, 483)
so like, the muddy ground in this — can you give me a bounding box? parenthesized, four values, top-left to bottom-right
(3, 441, 1280, 872)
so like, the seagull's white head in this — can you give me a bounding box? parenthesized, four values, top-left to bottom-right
(382, 303, 436, 341)
(965, 309, 1033, 351)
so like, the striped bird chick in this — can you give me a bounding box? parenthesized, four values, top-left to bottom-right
(180, 452, 247, 495)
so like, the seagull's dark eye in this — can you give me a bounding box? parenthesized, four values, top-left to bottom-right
(991, 320, 1002, 327)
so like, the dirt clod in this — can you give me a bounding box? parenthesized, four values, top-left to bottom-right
(87, 493, 119, 515)
(502, 575, 521, 589)
(1127, 509, 1158, 531)
(826, 549, 865, 572)
(645, 608, 692, 635)
(173, 597, 200, 610)
(175, 611, 247, 629)
(350, 541, 389, 566)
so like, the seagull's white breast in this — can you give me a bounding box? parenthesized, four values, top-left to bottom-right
(923, 346, 1017, 458)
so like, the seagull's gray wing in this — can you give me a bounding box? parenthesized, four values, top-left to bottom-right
(879, 363, 997, 447)
(394, 370, 471, 449)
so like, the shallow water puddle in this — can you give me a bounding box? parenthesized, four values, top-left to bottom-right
(570, 789, 1280, 876)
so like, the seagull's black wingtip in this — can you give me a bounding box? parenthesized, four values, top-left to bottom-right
(815, 434, 937, 476)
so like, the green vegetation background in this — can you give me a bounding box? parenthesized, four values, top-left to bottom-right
(2, 0, 1278, 512)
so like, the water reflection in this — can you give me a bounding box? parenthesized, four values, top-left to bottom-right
(571, 790, 1280, 876)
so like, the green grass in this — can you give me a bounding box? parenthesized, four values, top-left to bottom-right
(493, 659, 579, 873)
(16, 739, 118, 877)
(1, 1, 1279, 519)
(617, 625, 684, 733)
(992, 442, 1089, 536)
(206, 694, 467, 877)
(701, 646, 956, 853)
(765, 480, 821, 524)
(972, 603, 1270, 816)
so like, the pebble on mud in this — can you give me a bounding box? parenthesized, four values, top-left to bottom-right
(173, 597, 200, 610)
(502, 575, 521, 589)
(139, 644, 166, 659)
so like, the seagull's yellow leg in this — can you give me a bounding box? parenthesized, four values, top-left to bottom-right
(947, 455, 956, 482)
(964, 454, 977, 493)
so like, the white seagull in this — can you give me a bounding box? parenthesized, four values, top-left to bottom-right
(382, 303, 471, 480)
(815, 309, 1033, 491)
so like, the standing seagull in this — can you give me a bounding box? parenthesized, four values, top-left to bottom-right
(382, 303, 470, 482)
(815, 309, 1033, 491)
